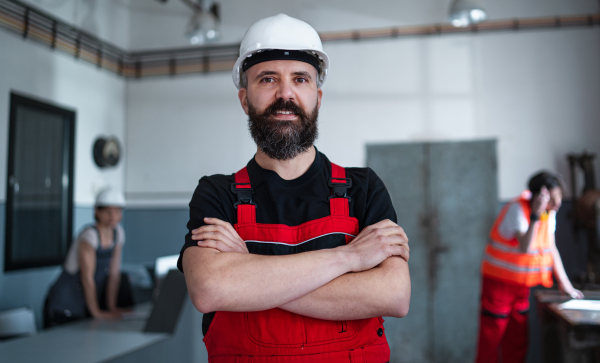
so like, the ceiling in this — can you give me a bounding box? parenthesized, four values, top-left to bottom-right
(17, 0, 600, 51)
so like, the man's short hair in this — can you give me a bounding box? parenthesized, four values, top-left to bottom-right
(528, 171, 565, 195)
(240, 71, 248, 89)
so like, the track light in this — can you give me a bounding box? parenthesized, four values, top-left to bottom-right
(182, 0, 220, 45)
(449, 0, 487, 27)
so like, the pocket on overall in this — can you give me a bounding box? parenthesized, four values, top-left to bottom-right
(245, 308, 305, 346)
(303, 316, 361, 345)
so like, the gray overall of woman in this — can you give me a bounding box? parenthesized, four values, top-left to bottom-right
(44, 226, 116, 328)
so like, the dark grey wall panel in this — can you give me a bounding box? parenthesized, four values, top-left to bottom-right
(73, 206, 94, 233)
(122, 208, 188, 265)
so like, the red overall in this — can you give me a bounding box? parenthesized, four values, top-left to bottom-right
(202, 163, 391, 363)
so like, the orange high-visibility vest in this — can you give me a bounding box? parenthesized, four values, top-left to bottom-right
(481, 191, 554, 287)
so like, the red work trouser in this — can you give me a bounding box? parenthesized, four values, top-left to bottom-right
(475, 277, 530, 363)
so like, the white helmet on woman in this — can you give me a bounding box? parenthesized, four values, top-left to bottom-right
(232, 13, 329, 89)
(95, 188, 126, 208)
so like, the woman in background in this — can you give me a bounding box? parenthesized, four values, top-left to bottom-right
(475, 171, 583, 363)
(44, 188, 132, 327)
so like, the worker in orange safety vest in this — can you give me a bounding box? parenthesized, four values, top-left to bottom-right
(475, 171, 584, 363)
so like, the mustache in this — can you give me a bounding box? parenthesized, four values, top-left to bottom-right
(263, 98, 305, 117)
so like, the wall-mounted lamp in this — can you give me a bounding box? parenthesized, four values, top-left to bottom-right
(449, 0, 487, 27)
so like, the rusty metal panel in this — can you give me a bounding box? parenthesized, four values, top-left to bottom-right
(367, 140, 498, 363)
(367, 142, 432, 363)
(429, 140, 497, 362)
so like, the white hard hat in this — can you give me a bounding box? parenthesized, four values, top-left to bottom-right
(232, 13, 329, 89)
(95, 188, 126, 208)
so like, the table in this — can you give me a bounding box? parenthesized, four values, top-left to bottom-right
(536, 290, 600, 363)
(0, 303, 169, 363)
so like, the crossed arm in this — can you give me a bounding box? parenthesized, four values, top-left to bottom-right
(182, 218, 411, 320)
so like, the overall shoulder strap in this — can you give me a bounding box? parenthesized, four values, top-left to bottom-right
(329, 163, 351, 217)
(90, 226, 101, 251)
(232, 167, 256, 224)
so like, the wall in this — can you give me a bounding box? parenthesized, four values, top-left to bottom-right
(0, 29, 127, 328)
(125, 27, 600, 204)
(122, 208, 188, 266)
(19, 0, 130, 49)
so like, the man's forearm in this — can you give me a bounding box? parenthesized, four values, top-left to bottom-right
(279, 257, 410, 320)
(183, 246, 355, 313)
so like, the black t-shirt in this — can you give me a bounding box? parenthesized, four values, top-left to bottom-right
(177, 149, 397, 334)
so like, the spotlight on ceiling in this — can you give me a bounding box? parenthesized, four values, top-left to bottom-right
(449, 0, 487, 28)
(181, 0, 220, 45)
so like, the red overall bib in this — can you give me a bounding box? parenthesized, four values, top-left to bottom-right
(202, 163, 390, 363)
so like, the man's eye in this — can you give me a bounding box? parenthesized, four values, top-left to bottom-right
(296, 78, 308, 83)
(261, 77, 275, 83)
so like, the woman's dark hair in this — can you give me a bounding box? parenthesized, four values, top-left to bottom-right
(528, 171, 565, 195)
(94, 206, 106, 222)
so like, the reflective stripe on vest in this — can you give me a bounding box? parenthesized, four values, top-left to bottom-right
(481, 191, 554, 288)
(203, 162, 390, 362)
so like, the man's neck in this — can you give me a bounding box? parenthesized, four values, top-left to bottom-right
(255, 146, 316, 180)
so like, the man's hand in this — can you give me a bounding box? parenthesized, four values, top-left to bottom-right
(191, 217, 249, 253)
(531, 186, 550, 217)
(341, 219, 409, 272)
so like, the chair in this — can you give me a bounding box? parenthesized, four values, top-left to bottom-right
(0, 306, 37, 340)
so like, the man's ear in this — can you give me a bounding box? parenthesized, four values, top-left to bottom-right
(317, 88, 323, 110)
(238, 88, 249, 115)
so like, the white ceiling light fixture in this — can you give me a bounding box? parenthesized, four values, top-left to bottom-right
(449, 0, 487, 28)
(181, 0, 220, 45)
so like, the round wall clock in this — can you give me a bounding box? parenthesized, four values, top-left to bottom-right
(93, 136, 121, 168)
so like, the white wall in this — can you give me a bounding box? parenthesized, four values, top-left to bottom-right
(0, 30, 127, 205)
(19, 0, 130, 49)
(125, 72, 253, 206)
(125, 25, 600, 203)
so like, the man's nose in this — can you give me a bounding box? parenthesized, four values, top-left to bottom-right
(275, 79, 295, 101)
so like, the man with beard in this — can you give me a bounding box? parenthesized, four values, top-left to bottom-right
(177, 14, 411, 363)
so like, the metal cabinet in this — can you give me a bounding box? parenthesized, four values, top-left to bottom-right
(367, 140, 498, 362)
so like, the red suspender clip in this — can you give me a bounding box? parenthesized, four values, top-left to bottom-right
(328, 177, 352, 202)
(231, 183, 257, 209)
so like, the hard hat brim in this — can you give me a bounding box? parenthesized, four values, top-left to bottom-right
(232, 48, 329, 89)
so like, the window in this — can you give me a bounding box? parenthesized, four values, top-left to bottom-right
(5, 93, 75, 271)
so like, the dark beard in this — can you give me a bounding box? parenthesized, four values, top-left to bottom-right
(248, 98, 319, 161)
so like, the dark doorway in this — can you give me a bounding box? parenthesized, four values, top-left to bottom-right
(5, 92, 75, 271)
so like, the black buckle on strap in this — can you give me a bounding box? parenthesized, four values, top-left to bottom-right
(328, 177, 352, 201)
(231, 183, 256, 209)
